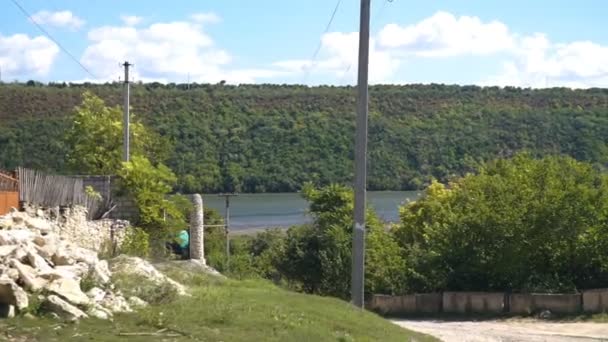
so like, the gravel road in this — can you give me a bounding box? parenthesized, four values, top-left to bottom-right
(393, 319, 608, 341)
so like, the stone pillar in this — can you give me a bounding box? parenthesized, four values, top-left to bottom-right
(189, 194, 205, 263)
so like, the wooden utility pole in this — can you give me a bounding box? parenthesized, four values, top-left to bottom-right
(122, 61, 132, 162)
(351, 0, 371, 309)
(218, 193, 238, 271)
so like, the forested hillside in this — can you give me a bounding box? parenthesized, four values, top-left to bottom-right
(0, 82, 607, 193)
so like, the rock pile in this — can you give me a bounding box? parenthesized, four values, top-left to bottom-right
(0, 208, 184, 321)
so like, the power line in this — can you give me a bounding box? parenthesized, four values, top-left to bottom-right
(9, 0, 97, 79)
(302, 0, 343, 84)
(338, 0, 392, 84)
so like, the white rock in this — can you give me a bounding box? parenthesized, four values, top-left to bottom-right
(44, 295, 88, 321)
(101, 294, 132, 313)
(87, 306, 112, 320)
(25, 217, 53, 233)
(71, 247, 98, 266)
(45, 278, 90, 306)
(10, 259, 47, 291)
(5, 268, 19, 281)
(55, 263, 89, 278)
(52, 249, 75, 266)
(127, 296, 148, 309)
(38, 269, 78, 282)
(33, 243, 57, 262)
(0, 230, 34, 245)
(110, 255, 186, 295)
(11, 245, 28, 262)
(86, 287, 106, 303)
(10, 213, 25, 225)
(0, 277, 28, 310)
(0, 245, 17, 258)
(27, 249, 53, 273)
(90, 260, 111, 285)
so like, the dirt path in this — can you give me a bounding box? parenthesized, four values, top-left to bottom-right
(393, 319, 608, 341)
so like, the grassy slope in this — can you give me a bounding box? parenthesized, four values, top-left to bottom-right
(1, 268, 437, 342)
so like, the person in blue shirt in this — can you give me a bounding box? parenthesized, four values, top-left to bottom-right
(166, 229, 189, 259)
(177, 229, 189, 259)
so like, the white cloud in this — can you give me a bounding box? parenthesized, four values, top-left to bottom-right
(0, 33, 59, 78)
(31, 10, 85, 30)
(80, 17, 279, 84)
(121, 15, 143, 26)
(191, 12, 221, 24)
(486, 34, 608, 88)
(275, 32, 400, 84)
(378, 11, 514, 57)
(297, 10, 608, 88)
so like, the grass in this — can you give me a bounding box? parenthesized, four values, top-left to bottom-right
(0, 266, 437, 342)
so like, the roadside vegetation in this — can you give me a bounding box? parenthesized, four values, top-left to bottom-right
(59, 92, 608, 297)
(2, 268, 436, 341)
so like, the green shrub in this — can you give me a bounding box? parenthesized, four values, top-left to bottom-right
(120, 227, 150, 258)
(395, 153, 608, 292)
(112, 273, 178, 305)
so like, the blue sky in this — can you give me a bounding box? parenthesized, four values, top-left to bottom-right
(1, 0, 607, 87)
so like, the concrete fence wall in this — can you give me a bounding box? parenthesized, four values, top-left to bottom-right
(509, 293, 581, 314)
(371, 290, 608, 316)
(582, 289, 608, 313)
(370, 293, 441, 315)
(443, 292, 505, 314)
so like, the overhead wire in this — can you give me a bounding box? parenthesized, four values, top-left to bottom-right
(9, 0, 97, 79)
(338, 0, 392, 84)
(301, 0, 343, 84)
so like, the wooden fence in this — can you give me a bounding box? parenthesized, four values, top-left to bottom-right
(17, 168, 102, 219)
(0, 171, 19, 215)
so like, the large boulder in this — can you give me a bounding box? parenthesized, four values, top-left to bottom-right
(10, 259, 47, 291)
(90, 260, 111, 285)
(0, 245, 17, 258)
(0, 276, 28, 310)
(110, 255, 186, 295)
(26, 249, 53, 273)
(87, 304, 112, 320)
(45, 278, 90, 306)
(43, 295, 88, 321)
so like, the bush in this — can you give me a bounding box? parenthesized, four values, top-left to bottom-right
(120, 227, 151, 258)
(395, 153, 608, 292)
(274, 184, 407, 298)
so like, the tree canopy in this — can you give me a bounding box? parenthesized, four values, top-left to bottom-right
(1, 83, 607, 193)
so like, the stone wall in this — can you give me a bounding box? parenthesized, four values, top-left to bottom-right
(509, 293, 581, 314)
(21, 204, 129, 256)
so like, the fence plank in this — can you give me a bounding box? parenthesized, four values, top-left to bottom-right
(17, 167, 100, 219)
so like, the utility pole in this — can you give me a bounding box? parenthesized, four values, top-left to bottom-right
(219, 193, 238, 271)
(351, 0, 371, 309)
(122, 61, 132, 162)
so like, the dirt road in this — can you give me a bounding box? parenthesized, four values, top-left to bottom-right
(393, 319, 608, 341)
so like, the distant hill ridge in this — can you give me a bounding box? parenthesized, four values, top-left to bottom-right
(1, 82, 607, 193)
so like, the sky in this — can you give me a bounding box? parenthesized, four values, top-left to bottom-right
(1, 0, 607, 87)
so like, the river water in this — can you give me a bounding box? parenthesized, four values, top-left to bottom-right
(202, 191, 420, 231)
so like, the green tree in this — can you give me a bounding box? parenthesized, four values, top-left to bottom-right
(65, 91, 169, 175)
(277, 184, 406, 298)
(396, 153, 608, 292)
